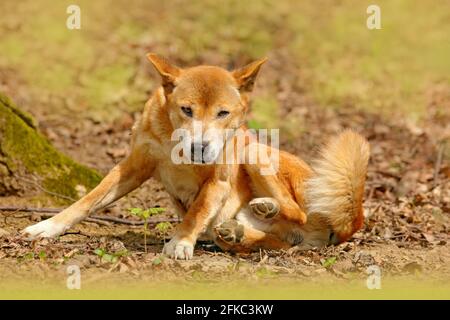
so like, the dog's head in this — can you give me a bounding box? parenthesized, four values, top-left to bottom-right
(147, 53, 266, 164)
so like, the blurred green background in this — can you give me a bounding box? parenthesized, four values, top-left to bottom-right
(0, 0, 449, 124)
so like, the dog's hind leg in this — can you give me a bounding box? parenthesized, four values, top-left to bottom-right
(214, 219, 290, 252)
(244, 163, 307, 225)
(249, 197, 280, 220)
(22, 145, 155, 239)
(213, 205, 291, 252)
(242, 143, 314, 226)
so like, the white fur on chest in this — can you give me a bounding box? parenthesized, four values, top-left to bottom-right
(154, 162, 200, 208)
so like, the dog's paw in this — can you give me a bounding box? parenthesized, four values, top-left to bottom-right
(249, 197, 279, 220)
(215, 220, 244, 244)
(21, 219, 68, 240)
(162, 237, 194, 260)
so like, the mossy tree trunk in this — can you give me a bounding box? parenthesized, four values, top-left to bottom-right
(0, 93, 102, 201)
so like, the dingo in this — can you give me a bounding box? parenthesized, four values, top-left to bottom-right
(23, 54, 370, 260)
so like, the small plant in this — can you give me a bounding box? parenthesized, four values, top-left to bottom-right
(23, 252, 35, 261)
(152, 256, 164, 266)
(322, 256, 337, 268)
(38, 250, 47, 261)
(154, 221, 173, 243)
(128, 207, 166, 253)
(94, 248, 128, 263)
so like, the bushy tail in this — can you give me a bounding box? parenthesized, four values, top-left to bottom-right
(305, 130, 370, 244)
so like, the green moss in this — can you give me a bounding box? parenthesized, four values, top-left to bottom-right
(0, 94, 37, 129)
(0, 93, 102, 201)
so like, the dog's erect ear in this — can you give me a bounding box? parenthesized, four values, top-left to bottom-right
(146, 53, 181, 95)
(232, 57, 267, 93)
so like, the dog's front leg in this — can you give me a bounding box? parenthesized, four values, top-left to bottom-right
(163, 177, 231, 260)
(22, 146, 155, 239)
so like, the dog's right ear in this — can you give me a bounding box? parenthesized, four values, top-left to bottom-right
(146, 53, 181, 95)
(232, 57, 267, 93)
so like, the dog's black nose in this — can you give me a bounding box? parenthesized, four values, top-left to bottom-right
(191, 142, 209, 162)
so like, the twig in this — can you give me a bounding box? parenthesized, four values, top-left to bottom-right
(64, 230, 92, 237)
(0, 207, 60, 213)
(0, 207, 180, 226)
(375, 170, 401, 180)
(433, 143, 444, 188)
(82, 217, 112, 226)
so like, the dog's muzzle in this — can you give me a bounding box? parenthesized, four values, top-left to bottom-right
(191, 142, 213, 164)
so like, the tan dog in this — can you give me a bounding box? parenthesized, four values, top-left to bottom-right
(23, 54, 370, 259)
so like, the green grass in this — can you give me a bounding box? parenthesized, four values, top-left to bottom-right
(248, 95, 280, 129)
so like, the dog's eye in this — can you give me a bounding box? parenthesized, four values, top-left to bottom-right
(217, 110, 230, 118)
(181, 106, 193, 117)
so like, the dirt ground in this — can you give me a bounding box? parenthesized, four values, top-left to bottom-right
(0, 1, 449, 295)
(1, 78, 449, 287)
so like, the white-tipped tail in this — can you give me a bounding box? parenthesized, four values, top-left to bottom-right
(305, 130, 370, 243)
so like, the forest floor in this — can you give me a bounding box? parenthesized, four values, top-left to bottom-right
(0, 1, 449, 297)
(1, 85, 448, 294)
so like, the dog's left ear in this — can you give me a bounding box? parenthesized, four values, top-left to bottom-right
(232, 57, 268, 93)
(147, 53, 181, 95)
